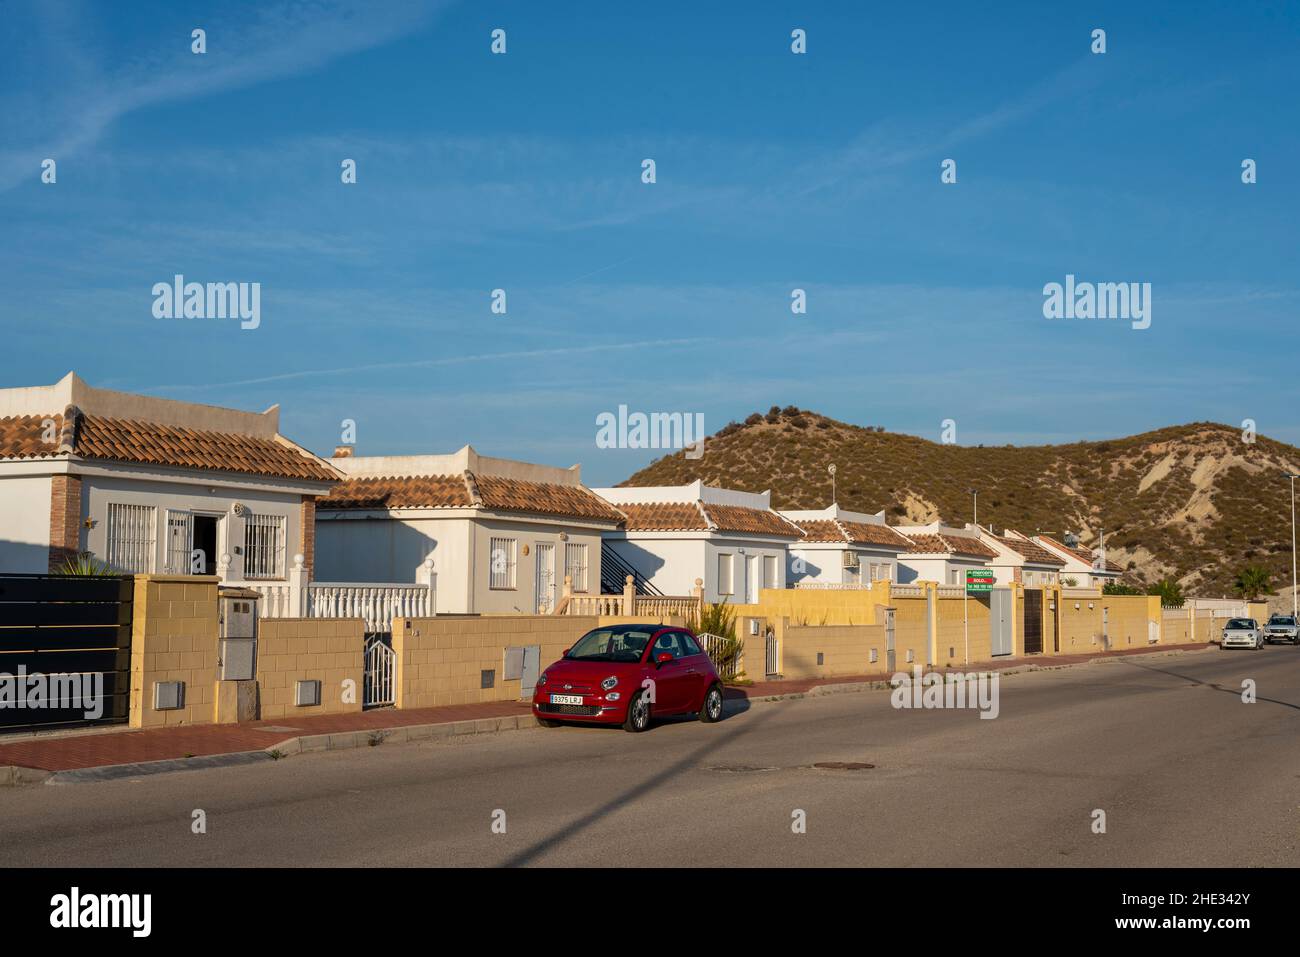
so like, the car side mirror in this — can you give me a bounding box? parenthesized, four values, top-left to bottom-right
(655, 652, 674, 666)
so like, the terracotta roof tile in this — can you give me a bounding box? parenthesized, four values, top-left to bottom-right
(474, 474, 625, 522)
(700, 504, 802, 537)
(0, 411, 337, 482)
(791, 517, 912, 550)
(0, 414, 63, 459)
(318, 474, 472, 509)
(902, 533, 998, 559)
(319, 471, 623, 523)
(617, 502, 710, 531)
(838, 520, 914, 549)
(1037, 534, 1122, 572)
(994, 534, 1066, 566)
(793, 519, 844, 542)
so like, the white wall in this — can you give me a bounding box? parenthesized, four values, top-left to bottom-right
(82, 475, 302, 579)
(604, 537, 706, 598)
(0, 475, 52, 572)
(789, 544, 898, 585)
(899, 556, 986, 585)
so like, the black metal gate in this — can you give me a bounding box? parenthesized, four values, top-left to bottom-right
(1023, 587, 1043, 655)
(0, 574, 133, 732)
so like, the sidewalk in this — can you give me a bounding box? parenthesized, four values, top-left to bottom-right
(0, 643, 1212, 775)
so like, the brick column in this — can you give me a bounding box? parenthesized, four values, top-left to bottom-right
(48, 474, 83, 571)
(299, 496, 316, 581)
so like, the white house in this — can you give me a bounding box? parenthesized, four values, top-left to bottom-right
(1009, 531, 1122, 588)
(895, 522, 1000, 585)
(314, 445, 625, 615)
(778, 504, 912, 586)
(591, 481, 801, 604)
(0, 373, 339, 580)
(975, 528, 1066, 586)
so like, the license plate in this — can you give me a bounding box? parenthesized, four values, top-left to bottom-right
(549, 694, 583, 705)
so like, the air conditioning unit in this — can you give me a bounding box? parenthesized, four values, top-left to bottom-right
(841, 551, 860, 568)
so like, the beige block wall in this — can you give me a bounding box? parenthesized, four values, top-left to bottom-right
(890, 596, 929, 667)
(935, 594, 992, 664)
(748, 583, 890, 626)
(256, 617, 365, 720)
(392, 615, 598, 709)
(129, 575, 220, 728)
(778, 621, 887, 679)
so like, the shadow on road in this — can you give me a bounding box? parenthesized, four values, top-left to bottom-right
(1117, 656, 1300, 712)
(501, 703, 778, 867)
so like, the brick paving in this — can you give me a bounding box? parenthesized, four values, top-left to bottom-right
(0, 643, 1210, 773)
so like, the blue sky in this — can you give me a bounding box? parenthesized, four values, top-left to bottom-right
(2, 0, 1297, 485)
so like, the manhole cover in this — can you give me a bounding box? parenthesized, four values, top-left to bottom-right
(812, 761, 875, 770)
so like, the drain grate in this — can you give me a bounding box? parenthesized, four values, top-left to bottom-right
(812, 761, 875, 771)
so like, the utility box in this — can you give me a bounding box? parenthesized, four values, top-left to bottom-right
(218, 589, 259, 682)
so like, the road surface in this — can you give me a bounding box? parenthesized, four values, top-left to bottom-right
(1, 646, 1297, 867)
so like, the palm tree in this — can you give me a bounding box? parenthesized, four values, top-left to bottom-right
(1148, 578, 1185, 608)
(1233, 565, 1275, 601)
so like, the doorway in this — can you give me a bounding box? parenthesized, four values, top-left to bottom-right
(534, 542, 555, 613)
(192, 515, 218, 574)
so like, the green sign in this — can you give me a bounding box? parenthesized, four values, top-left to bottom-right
(966, 569, 995, 593)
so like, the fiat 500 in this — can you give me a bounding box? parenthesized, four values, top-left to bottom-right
(533, 624, 725, 732)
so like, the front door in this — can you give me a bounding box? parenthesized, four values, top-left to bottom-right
(534, 542, 555, 613)
(746, 555, 759, 603)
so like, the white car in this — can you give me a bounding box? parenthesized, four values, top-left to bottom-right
(1221, 618, 1264, 650)
(1264, 614, 1300, 644)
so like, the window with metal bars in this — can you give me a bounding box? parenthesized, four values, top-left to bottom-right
(106, 503, 156, 573)
(564, 542, 588, 593)
(243, 513, 285, 579)
(489, 537, 516, 589)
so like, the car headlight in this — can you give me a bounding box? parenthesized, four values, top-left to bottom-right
(601, 676, 619, 691)
(537, 672, 548, 687)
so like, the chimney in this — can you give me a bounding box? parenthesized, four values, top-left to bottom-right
(332, 445, 354, 458)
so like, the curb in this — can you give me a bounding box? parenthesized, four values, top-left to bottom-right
(3, 645, 1217, 786)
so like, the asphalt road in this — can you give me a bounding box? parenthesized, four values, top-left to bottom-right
(2, 646, 1297, 867)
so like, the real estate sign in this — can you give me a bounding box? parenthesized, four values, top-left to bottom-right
(966, 569, 995, 593)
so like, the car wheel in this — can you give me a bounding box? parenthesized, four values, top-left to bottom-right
(622, 689, 651, 733)
(536, 717, 562, 728)
(699, 683, 724, 723)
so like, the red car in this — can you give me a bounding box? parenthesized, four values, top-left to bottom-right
(533, 624, 725, 732)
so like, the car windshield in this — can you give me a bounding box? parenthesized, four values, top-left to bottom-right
(567, 628, 653, 662)
(1268, 616, 1295, 625)
(1226, 619, 1255, 629)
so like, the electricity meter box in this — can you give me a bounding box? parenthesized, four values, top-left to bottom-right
(217, 588, 260, 681)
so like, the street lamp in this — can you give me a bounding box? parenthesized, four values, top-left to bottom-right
(1287, 473, 1299, 617)
(828, 464, 837, 506)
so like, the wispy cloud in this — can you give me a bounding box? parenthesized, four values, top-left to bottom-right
(0, 0, 449, 190)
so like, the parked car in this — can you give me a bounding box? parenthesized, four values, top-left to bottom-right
(1221, 618, 1264, 650)
(533, 623, 725, 732)
(1263, 614, 1300, 644)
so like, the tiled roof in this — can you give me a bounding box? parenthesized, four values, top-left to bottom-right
(902, 533, 999, 559)
(318, 474, 473, 509)
(838, 520, 914, 549)
(0, 410, 338, 482)
(0, 414, 63, 460)
(618, 502, 710, 531)
(319, 471, 623, 523)
(793, 519, 843, 542)
(474, 474, 625, 522)
(792, 517, 912, 550)
(994, 534, 1066, 567)
(1037, 534, 1122, 573)
(701, 504, 802, 537)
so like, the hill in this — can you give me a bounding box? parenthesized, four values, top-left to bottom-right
(619, 407, 1300, 597)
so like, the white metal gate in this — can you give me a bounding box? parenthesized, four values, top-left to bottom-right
(534, 542, 555, 613)
(765, 627, 779, 677)
(364, 635, 396, 708)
